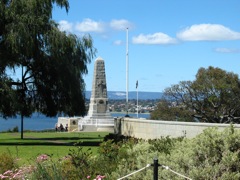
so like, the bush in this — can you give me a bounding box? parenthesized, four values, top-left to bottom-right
(157, 125, 240, 179)
(6, 126, 19, 133)
(12, 126, 19, 132)
(148, 136, 184, 155)
(6, 126, 240, 179)
(107, 126, 240, 179)
(0, 151, 18, 174)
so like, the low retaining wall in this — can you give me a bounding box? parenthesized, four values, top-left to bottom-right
(114, 118, 240, 139)
(57, 117, 114, 132)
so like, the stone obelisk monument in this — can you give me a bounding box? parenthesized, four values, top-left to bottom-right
(59, 57, 114, 132)
(87, 57, 113, 121)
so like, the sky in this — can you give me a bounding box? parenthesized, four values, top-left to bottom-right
(52, 0, 240, 92)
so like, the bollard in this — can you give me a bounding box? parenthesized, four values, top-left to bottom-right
(152, 157, 160, 180)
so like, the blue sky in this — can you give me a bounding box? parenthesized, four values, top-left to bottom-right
(52, 0, 240, 92)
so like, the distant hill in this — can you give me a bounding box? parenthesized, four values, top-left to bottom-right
(85, 91, 162, 100)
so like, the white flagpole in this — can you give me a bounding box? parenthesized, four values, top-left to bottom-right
(137, 80, 138, 118)
(126, 27, 129, 116)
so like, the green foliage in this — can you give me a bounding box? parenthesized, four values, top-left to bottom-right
(103, 133, 129, 143)
(6, 126, 19, 132)
(96, 140, 125, 174)
(108, 140, 154, 179)
(157, 126, 240, 179)
(30, 154, 63, 180)
(12, 126, 19, 132)
(0, 78, 19, 118)
(0, 151, 18, 174)
(0, 0, 96, 118)
(106, 126, 240, 179)
(151, 99, 194, 121)
(98, 140, 120, 161)
(148, 136, 184, 155)
(105, 136, 183, 179)
(29, 147, 98, 180)
(151, 66, 240, 123)
(2, 128, 240, 179)
(68, 145, 93, 177)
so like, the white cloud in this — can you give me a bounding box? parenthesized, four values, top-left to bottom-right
(132, 32, 177, 45)
(214, 48, 240, 53)
(58, 20, 73, 32)
(75, 18, 105, 33)
(110, 19, 134, 31)
(113, 40, 123, 45)
(58, 18, 135, 36)
(177, 24, 240, 41)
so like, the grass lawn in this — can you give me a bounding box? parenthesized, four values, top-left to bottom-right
(0, 131, 110, 166)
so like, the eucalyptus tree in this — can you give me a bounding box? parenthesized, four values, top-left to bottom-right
(0, 0, 96, 137)
(152, 66, 240, 123)
(150, 99, 194, 122)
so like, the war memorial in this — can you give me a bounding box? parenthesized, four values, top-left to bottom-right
(57, 57, 114, 132)
(57, 57, 240, 139)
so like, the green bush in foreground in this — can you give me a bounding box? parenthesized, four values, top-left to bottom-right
(0, 151, 18, 174)
(108, 125, 240, 179)
(1, 126, 240, 179)
(157, 125, 240, 180)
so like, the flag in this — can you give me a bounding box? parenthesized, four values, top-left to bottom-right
(136, 80, 138, 89)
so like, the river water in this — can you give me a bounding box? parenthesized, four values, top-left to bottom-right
(0, 113, 150, 132)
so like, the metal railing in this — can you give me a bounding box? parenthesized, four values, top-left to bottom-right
(117, 158, 192, 180)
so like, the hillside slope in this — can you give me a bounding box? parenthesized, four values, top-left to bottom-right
(85, 91, 162, 100)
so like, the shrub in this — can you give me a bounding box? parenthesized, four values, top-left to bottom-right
(12, 126, 19, 132)
(148, 136, 184, 155)
(95, 140, 123, 174)
(5, 126, 19, 133)
(67, 145, 95, 178)
(0, 151, 18, 174)
(157, 126, 240, 179)
(29, 152, 105, 180)
(108, 140, 154, 179)
(106, 126, 240, 179)
(28, 154, 64, 180)
(4, 126, 240, 179)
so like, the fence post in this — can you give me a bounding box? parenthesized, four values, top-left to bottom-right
(152, 157, 160, 180)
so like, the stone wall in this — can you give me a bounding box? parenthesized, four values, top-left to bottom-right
(58, 117, 79, 132)
(114, 117, 240, 139)
(58, 116, 114, 132)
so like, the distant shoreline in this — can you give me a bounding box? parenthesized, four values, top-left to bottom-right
(110, 112, 150, 115)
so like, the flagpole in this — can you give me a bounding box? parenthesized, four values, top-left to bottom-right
(137, 80, 138, 118)
(126, 27, 129, 117)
